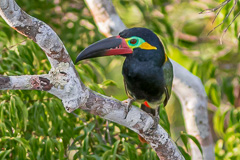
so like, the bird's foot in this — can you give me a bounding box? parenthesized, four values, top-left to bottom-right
(145, 115, 159, 135)
(122, 98, 134, 119)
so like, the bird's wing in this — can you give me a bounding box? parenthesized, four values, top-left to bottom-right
(162, 56, 173, 107)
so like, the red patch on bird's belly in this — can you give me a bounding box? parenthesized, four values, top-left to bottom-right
(144, 101, 151, 108)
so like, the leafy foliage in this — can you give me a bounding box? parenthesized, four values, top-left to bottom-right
(0, 0, 240, 159)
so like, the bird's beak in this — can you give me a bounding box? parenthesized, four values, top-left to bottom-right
(75, 35, 132, 63)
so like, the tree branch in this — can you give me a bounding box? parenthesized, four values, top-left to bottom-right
(0, 0, 85, 112)
(0, 74, 52, 91)
(172, 61, 215, 160)
(84, 0, 215, 159)
(0, 0, 70, 68)
(0, 0, 184, 159)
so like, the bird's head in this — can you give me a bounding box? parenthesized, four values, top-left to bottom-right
(75, 27, 166, 64)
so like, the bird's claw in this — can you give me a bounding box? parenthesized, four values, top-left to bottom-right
(122, 98, 134, 119)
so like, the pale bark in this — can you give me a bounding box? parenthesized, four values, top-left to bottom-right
(172, 61, 214, 160)
(84, 0, 215, 159)
(0, 0, 184, 159)
(0, 74, 51, 90)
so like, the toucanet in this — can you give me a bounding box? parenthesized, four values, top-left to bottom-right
(75, 27, 173, 143)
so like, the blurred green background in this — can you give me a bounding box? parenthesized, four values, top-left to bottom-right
(0, 0, 240, 159)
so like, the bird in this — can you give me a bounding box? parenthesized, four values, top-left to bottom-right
(75, 27, 173, 143)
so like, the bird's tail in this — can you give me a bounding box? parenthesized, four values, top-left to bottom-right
(138, 102, 156, 143)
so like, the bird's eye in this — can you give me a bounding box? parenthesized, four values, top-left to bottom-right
(130, 39, 137, 45)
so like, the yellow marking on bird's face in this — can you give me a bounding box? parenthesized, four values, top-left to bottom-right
(140, 42, 157, 50)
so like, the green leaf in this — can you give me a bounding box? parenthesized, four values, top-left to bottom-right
(102, 150, 112, 160)
(1, 137, 31, 151)
(181, 132, 203, 158)
(210, 84, 221, 107)
(180, 133, 189, 151)
(159, 106, 171, 135)
(0, 149, 12, 159)
(222, 77, 235, 105)
(205, 79, 221, 107)
(178, 146, 191, 160)
(112, 140, 120, 160)
(102, 80, 118, 87)
(214, 108, 230, 137)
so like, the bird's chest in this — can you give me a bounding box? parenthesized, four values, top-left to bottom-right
(122, 58, 165, 102)
(123, 61, 157, 81)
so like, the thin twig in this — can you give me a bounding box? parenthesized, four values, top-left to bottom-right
(95, 117, 107, 144)
(208, 0, 236, 35)
(220, 10, 240, 44)
(1, 39, 27, 54)
(199, 0, 232, 14)
(106, 120, 112, 145)
(200, 0, 239, 40)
